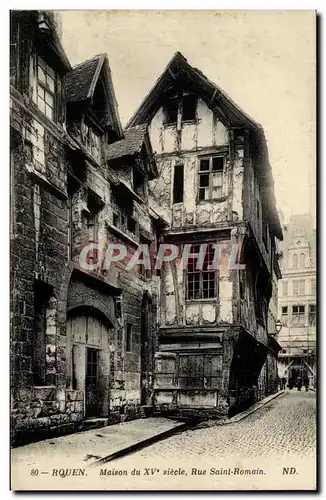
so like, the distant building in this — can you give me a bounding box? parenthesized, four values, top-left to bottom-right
(277, 214, 316, 387)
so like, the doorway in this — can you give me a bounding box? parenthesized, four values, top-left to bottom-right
(67, 308, 111, 418)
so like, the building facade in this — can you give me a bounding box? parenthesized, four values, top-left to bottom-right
(10, 14, 284, 444)
(10, 10, 160, 445)
(127, 52, 283, 416)
(277, 214, 316, 387)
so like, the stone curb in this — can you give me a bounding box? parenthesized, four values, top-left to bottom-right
(224, 390, 285, 425)
(194, 390, 286, 429)
(91, 421, 188, 466)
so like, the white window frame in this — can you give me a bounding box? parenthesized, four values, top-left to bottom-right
(198, 155, 226, 202)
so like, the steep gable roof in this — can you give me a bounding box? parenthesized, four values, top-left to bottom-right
(64, 54, 102, 103)
(126, 52, 260, 130)
(64, 53, 123, 137)
(127, 52, 282, 241)
(106, 124, 147, 161)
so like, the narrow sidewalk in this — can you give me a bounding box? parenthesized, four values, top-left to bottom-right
(11, 417, 186, 469)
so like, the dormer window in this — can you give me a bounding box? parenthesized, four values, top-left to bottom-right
(36, 57, 56, 120)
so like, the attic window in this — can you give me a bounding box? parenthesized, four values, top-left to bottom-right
(164, 96, 178, 124)
(164, 94, 198, 125)
(182, 94, 197, 121)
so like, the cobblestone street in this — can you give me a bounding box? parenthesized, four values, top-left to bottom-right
(118, 390, 316, 463)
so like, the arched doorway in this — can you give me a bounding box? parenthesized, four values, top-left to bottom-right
(140, 293, 153, 405)
(67, 307, 112, 418)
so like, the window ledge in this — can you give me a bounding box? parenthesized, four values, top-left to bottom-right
(197, 195, 228, 204)
(181, 119, 198, 126)
(185, 298, 217, 303)
(163, 122, 177, 128)
(106, 221, 139, 247)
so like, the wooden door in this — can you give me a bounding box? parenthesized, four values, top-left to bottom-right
(67, 310, 110, 418)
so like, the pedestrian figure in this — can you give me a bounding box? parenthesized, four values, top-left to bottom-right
(281, 376, 286, 390)
(303, 375, 309, 392)
(296, 376, 302, 391)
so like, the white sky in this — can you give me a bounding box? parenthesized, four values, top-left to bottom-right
(58, 10, 316, 223)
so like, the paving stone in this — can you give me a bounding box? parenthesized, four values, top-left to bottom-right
(118, 390, 316, 461)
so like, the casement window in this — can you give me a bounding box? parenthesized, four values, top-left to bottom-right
(293, 280, 305, 296)
(299, 253, 306, 268)
(36, 57, 56, 120)
(198, 156, 225, 201)
(281, 306, 288, 326)
(173, 164, 184, 204)
(186, 244, 216, 300)
(125, 323, 133, 352)
(282, 281, 288, 297)
(292, 253, 298, 269)
(84, 124, 101, 161)
(83, 191, 103, 265)
(292, 305, 305, 326)
(308, 304, 316, 326)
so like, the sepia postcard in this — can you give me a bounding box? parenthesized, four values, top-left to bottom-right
(9, 9, 317, 491)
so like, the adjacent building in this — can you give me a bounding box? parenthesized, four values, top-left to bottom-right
(277, 214, 316, 387)
(10, 10, 160, 445)
(127, 52, 283, 416)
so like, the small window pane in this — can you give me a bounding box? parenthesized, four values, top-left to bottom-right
(45, 91, 54, 106)
(38, 57, 47, 71)
(212, 157, 224, 171)
(37, 86, 45, 100)
(45, 104, 53, 119)
(37, 98, 45, 114)
(47, 75, 55, 92)
(38, 66, 46, 84)
(199, 174, 209, 187)
(46, 64, 55, 79)
(200, 159, 210, 171)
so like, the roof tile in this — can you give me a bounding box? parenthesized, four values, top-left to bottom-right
(106, 124, 147, 161)
(64, 55, 103, 103)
